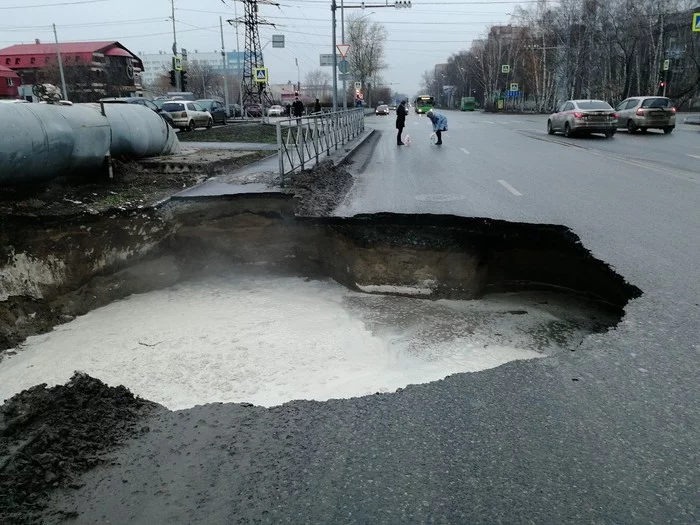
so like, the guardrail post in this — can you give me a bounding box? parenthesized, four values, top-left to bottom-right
(277, 121, 284, 186)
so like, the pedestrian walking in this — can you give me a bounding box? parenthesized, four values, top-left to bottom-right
(395, 100, 407, 145)
(426, 109, 448, 145)
(292, 97, 304, 121)
(313, 98, 322, 114)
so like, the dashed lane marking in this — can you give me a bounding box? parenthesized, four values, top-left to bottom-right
(686, 154, 700, 160)
(460, 147, 470, 155)
(498, 180, 523, 196)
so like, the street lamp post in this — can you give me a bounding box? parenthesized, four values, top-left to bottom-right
(295, 57, 300, 92)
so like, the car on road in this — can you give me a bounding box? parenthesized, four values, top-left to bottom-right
(227, 103, 242, 117)
(547, 99, 617, 138)
(684, 115, 700, 126)
(161, 101, 213, 131)
(99, 97, 175, 127)
(615, 96, 676, 134)
(388, 104, 397, 111)
(196, 99, 227, 125)
(375, 104, 390, 116)
(245, 103, 263, 117)
(267, 105, 285, 117)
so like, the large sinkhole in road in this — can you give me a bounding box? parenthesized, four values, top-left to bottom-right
(0, 205, 640, 409)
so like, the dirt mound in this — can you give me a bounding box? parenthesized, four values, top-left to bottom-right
(290, 159, 353, 216)
(0, 373, 160, 524)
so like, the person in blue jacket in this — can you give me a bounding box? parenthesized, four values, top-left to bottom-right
(426, 109, 447, 145)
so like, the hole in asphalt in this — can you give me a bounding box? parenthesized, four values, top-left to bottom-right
(0, 202, 641, 409)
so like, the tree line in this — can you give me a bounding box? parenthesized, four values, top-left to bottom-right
(424, 0, 700, 111)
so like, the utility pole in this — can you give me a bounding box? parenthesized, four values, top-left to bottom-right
(295, 57, 300, 91)
(331, 0, 338, 111)
(171, 0, 181, 91)
(220, 16, 229, 113)
(341, 0, 346, 110)
(52, 24, 68, 101)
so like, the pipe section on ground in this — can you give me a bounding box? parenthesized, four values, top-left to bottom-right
(0, 103, 180, 185)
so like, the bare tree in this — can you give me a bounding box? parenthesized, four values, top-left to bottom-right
(304, 69, 331, 98)
(347, 13, 388, 105)
(184, 61, 223, 99)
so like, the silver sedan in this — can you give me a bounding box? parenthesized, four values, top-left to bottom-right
(548, 99, 618, 138)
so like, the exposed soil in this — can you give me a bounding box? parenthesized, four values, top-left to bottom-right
(289, 159, 353, 217)
(0, 373, 161, 525)
(177, 123, 278, 143)
(0, 151, 269, 217)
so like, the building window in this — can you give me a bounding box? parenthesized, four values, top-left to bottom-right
(6, 78, 14, 86)
(30, 57, 36, 64)
(4, 58, 9, 65)
(15, 58, 20, 65)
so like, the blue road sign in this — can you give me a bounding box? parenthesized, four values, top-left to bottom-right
(693, 12, 700, 32)
(338, 59, 350, 74)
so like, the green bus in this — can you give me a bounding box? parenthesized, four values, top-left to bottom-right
(414, 95, 435, 114)
(460, 96, 476, 111)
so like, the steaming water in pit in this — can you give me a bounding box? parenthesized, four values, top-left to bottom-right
(0, 268, 616, 409)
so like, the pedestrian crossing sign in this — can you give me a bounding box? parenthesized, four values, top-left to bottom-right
(693, 12, 700, 32)
(254, 67, 269, 83)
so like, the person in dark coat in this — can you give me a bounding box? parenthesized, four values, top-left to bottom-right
(314, 98, 322, 114)
(395, 100, 407, 145)
(292, 97, 304, 119)
(426, 109, 448, 145)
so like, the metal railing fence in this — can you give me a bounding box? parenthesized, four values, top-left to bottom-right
(276, 108, 365, 184)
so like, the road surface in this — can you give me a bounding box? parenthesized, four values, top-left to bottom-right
(49, 110, 700, 525)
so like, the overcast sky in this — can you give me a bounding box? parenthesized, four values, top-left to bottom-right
(0, 0, 523, 96)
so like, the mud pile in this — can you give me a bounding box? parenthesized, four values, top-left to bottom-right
(0, 373, 160, 524)
(288, 159, 353, 216)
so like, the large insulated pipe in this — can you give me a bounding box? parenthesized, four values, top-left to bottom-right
(92, 103, 180, 158)
(0, 103, 180, 185)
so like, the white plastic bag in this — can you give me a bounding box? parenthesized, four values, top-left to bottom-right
(429, 132, 437, 145)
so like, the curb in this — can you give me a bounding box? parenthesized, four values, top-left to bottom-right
(330, 129, 376, 168)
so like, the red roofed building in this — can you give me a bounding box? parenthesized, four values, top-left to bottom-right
(0, 65, 20, 99)
(0, 40, 143, 102)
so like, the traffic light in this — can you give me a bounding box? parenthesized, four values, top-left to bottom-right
(181, 70, 188, 90)
(169, 70, 176, 87)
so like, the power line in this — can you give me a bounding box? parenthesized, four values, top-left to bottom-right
(0, 0, 107, 9)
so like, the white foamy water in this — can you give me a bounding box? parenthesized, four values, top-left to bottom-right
(0, 273, 604, 409)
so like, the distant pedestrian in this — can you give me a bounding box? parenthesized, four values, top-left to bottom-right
(292, 97, 304, 119)
(314, 98, 322, 114)
(426, 109, 448, 145)
(395, 100, 407, 145)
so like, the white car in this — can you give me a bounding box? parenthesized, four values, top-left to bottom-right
(267, 105, 285, 117)
(161, 101, 213, 131)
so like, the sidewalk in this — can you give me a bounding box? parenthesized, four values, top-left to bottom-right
(172, 129, 374, 200)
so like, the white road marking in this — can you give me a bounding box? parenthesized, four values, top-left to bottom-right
(498, 180, 523, 196)
(483, 120, 495, 124)
(460, 147, 470, 155)
(686, 154, 700, 160)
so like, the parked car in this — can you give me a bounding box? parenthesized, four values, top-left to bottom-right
(228, 103, 242, 117)
(196, 99, 227, 125)
(615, 96, 676, 134)
(267, 104, 285, 117)
(99, 97, 174, 127)
(161, 101, 213, 131)
(547, 99, 617, 138)
(375, 104, 390, 116)
(245, 103, 263, 117)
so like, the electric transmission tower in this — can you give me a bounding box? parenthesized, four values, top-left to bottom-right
(226, 0, 278, 108)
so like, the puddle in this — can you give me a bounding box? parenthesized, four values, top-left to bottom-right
(0, 269, 617, 409)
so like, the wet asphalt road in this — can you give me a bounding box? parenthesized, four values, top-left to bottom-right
(49, 111, 699, 524)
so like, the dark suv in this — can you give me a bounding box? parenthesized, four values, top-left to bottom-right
(99, 97, 174, 127)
